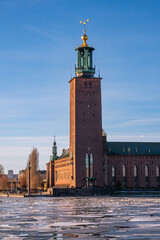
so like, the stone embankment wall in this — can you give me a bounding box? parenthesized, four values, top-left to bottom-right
(52, 187, 112, 197)
(0, 192, 24, 197)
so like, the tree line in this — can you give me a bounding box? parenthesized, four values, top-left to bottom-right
(0, 148, 42, 192)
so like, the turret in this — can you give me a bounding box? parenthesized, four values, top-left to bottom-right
(50, 136, 58, 161)
(75, 28, 95, 78)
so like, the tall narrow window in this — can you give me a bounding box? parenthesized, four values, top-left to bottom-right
(145, 165, 149, 187)
(112, 165, 116, 187)
(134, 165, 138, 188)
(122, 165, 126, 187)
(85, 153, 89, 178)
(112, 165, 115, 177)
(134, 165, 137, 177)
(156, 165, 159, 177)
(156, 165, 160, 187)
(122, 165, 126, 177)
(145, 165, 149, 177)
(90, 153, 94, 177)
(88, 55, 90, 67)
(81, 56, 83, 66)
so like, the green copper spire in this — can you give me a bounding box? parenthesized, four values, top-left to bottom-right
(75, 29, 95, 77)
(50, 136, 58, 161)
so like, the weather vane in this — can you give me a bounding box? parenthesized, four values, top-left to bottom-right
(80, 19, 89, 33)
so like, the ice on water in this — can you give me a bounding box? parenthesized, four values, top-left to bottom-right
(0, 196, 160, 239)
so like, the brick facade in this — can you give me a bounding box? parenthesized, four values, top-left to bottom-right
(69, 77, 104, 188)
(105, 154, 160, 188)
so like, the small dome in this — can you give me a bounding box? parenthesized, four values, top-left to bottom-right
(81, 30, 89, 47)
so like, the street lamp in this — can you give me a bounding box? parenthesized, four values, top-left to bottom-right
(128, 147, 131, 193)
(28, 161, 31, 195)
(70, 151, 73, 180)
(10, 178, 12, 192)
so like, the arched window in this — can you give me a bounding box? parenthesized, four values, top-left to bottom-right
(122, 165, 127, 187)
(134, 165, 137, 177)
(112, 165, 115, 177)
(122, 165, 126, 177)
(134, 165, 138, 188)
(156, 165, 160, 177)
(145, 165, 149, 177)
(112, 165, 116, 187)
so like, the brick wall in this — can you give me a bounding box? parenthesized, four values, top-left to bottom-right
(105, 154, 160, 188)
(70, 77, 105, 188)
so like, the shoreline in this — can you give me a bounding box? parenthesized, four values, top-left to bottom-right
(1, 190, 160, 198)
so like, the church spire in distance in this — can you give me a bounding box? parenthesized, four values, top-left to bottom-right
(75, 19, 95, 78)
(50, 134, 57, 161)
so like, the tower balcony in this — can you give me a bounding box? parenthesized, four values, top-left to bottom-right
(75, 66, 95, 77)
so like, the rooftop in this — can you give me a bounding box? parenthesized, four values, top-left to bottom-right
(106, 141, 160, 155)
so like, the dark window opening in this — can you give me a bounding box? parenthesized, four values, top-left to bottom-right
(123, 177, 127, 188)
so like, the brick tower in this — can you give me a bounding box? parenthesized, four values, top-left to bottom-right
(69, 28, 104, 188)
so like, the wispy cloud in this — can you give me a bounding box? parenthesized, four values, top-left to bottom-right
(0, 136, 69, 174)
(0, 93, 68, 120)
(114, 118, 160, 128)
(108, 133, 160, 142)
(24, 25, 59, 41)
(102, 85, 160, 102)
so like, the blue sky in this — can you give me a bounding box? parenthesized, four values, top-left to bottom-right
(0, 0, 160, 173)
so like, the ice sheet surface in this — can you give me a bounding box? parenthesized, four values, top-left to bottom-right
(0, 196, 160, 239)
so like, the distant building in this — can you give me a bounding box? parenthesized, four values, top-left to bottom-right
(8, 170, 14, 179)
(47, 29, 160, 190)
(8, 170, 18, 181)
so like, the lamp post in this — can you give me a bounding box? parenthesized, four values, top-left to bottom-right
(128, 148, 131, 193)
(10, 178, 12, 192)
(70, 151, 73, 180)
(28, 161, 31, 195)
(16, 178, 17, 193)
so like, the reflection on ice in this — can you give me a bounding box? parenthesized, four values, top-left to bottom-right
(0, 197, 160, 239)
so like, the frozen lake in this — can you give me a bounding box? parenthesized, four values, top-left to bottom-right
(0, 196, 160, 239)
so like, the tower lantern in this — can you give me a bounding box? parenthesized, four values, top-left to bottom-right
(75, 20, 95, 77)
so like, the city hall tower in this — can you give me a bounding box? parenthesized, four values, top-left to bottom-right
(69, 28, 104, 188)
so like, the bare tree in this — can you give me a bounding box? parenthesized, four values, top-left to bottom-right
(0, 165, 8, 190)
(19, 171, 27, 190)
(26, 148, 41, 191)
(0, 175, 8, 190)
